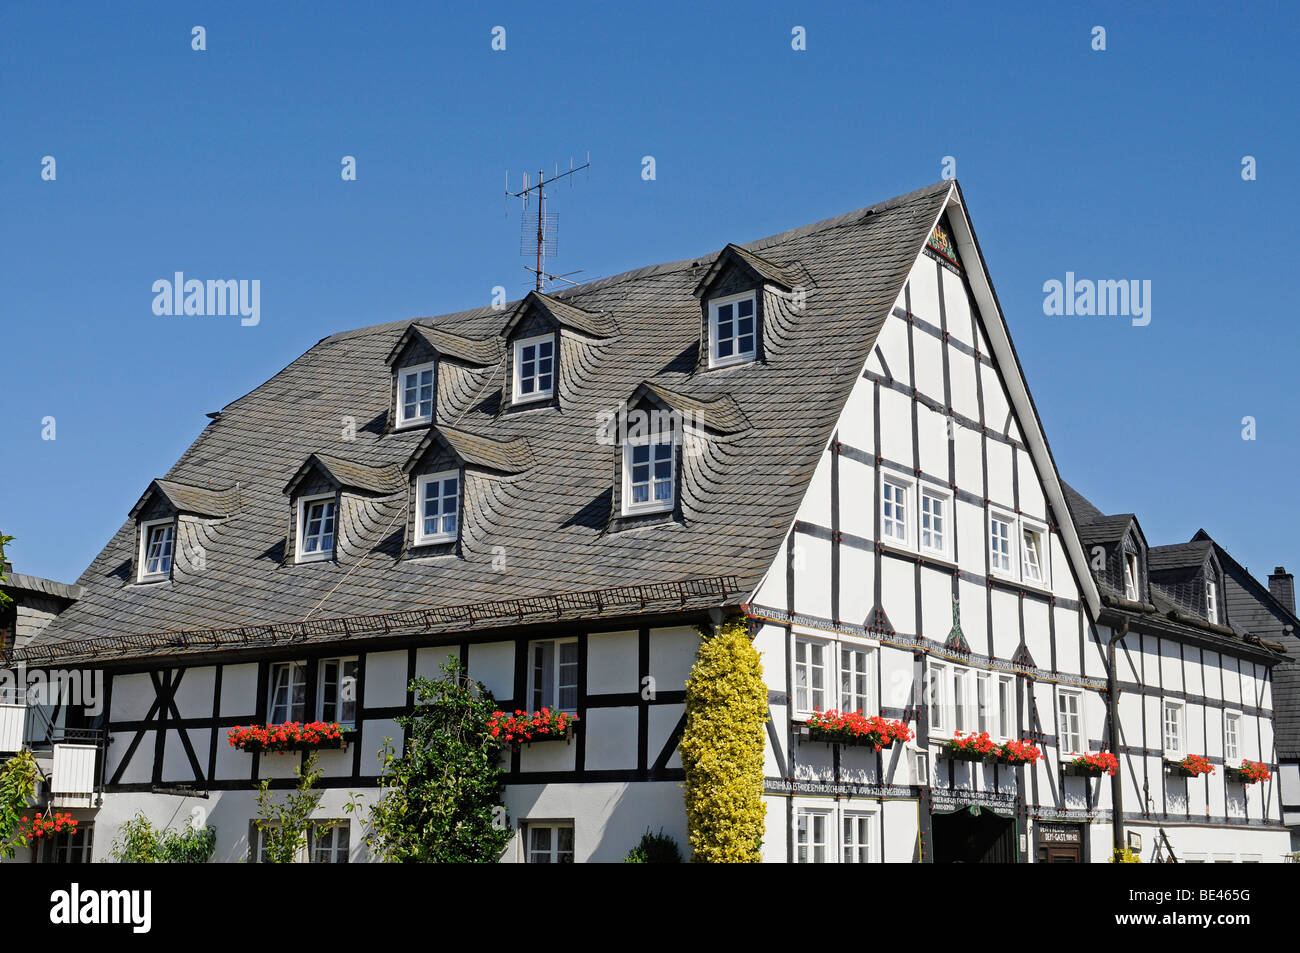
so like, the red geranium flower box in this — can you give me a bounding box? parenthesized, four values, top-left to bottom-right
(995, 738, 1043, 766)
(1065, 751, 1119, 776)
(942, 730, 1000, 762)
(1168, 753, 1214, 777)
(488, 708, 577, 750)
(801, 710, 913, 751)
(228, 721, 351, 753)
(1227, 759, 1271, 784)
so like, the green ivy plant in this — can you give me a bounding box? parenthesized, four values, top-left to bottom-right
(361, 656, 511, 862)
(110, 812, 217, 863)
(624, 828, 683, 863)
(0, 749, 38, 859)
(0, 533, 15, 614)
(252, 752, 323, 862)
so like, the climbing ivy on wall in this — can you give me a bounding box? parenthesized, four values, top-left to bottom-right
(679, 614, 768, 863)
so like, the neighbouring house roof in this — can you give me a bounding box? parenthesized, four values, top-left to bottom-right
(1, 573, 83, 603)
(24, 180, 968, 660)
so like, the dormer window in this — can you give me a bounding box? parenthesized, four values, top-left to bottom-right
(513, 334, 555, 403)
(396, 362, 436, 428)
(415, 471, 460, 545)
(709, 292, 757, 368)
(622, 435, 675, 515)
(1206, 579, 1219, 624)
(138, 519, 175, 581)
(1124, 551, 1140, 600)
(297, 494, 337, 562)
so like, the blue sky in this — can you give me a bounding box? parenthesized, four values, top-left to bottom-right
(2, 2, 1296, 590)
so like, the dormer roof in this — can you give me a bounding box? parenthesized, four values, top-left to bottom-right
(129, 479, 238, 520)
(501, 290, 617, 340)
(403, 425, 534, 475)
(1149, 541, 1215, 573)
(692, 243, 801, 299)
(631, 381, 751, 435)
(284, 454, 406, 497)
(385, 324, 501, 367)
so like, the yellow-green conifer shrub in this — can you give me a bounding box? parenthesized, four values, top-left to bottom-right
(679, 614, 768, 862)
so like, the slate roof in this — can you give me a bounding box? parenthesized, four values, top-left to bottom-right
(1, 573, 83, 603)
(692, 243, 802, 297)
(1148, 541, 1213, 572)
(406, 426, 535, 475)
(502, 291, 618, 339)
(27, 181, 955, 659)
(385, 325, 501, 366)
(129, 479, 238, 520)
(285, 454, 407, 496)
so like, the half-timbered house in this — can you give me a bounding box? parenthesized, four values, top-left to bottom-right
(2, 179, 1291, 862)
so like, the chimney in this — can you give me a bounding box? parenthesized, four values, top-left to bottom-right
(1268, 567, 1295, 614)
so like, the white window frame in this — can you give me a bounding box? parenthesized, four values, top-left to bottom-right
(919, 487, 951, 559)
(996, 674, 1016, 741)
(951, 666, 974, 734)
(794, 802, 879, 864)
(1020, 519, 1049, 588)
(395, 361, 436, 428)
(837, 641, 877, 715)
(295, 493, 337, 563)
(794, 635, 831, 716)
(1223, 709, 1242, 766)
(795, 805, 832, 864)
(512, 333, 556, 404)
(524, 821, 575, 863)
(268, 661, 308, 724)
(1124, 550, 1140, 600)
(621, 435, 675, 516)
(707, 290, 758, 369)
(1056, 687, 1085, 758)
(1205, 578, 1219, 624)
(1162, 697, 1185, 761)
(414, 470, 460, 545)
(317, 657, 359, 728)
(988, 509, 1016, 578)
(880, 476, 912, 548)
(927, 661, 950, 736)
(138, 518, 176, 582)
(528, 638, 579, 714)
(976, 671, 994, 736)
(309, 821, 351, 864)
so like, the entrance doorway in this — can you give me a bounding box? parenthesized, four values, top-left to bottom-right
(1036, 823, 1084, 863)
(930, 807, 1017, 863)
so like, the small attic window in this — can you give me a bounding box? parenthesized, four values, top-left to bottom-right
(622, 434, 675, 515)
(414, 470, 460, 545)
(708, 292, 757, 368)
(513, 334, 555, 404)
(138, 519, 175, 582)
(296, 494, 337, 563)
(396, 362, 435, 427)
(1206, 578, 1219, 624)
(1124, 551, 1140, 600)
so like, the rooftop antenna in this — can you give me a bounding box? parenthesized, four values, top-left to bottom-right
(506, 151, 590, 292)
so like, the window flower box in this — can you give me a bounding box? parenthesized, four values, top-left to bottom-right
(1064, 751, 1119, 776)
(1166, 753, 1214, 778)
(1226, 760, 1271, 785)
(995, 738, 1043, 766)
(488, 708, 577, 750)
(799, 710, 913, 751)
(941, 731, 1000, 763)
(228, 721, 352, 753)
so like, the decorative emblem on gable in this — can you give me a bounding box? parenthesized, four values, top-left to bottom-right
(1012, 644, 1036, 668)
(926, 220, 961, 269)
(944, 599, 970, 653)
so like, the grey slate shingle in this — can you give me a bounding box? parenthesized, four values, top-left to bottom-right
(28, 181, 955, 656)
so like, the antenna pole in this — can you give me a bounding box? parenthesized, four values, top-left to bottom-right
(536, 170, 544, 291)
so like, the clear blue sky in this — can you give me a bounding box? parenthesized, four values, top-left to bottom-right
(2, 2, 1296, 590)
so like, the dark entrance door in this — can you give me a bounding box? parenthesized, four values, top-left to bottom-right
(931, 808, 1016, 863)
(1036, 823, 1084, 863)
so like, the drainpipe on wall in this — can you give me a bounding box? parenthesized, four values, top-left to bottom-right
(1108, 621, 1129, 857)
